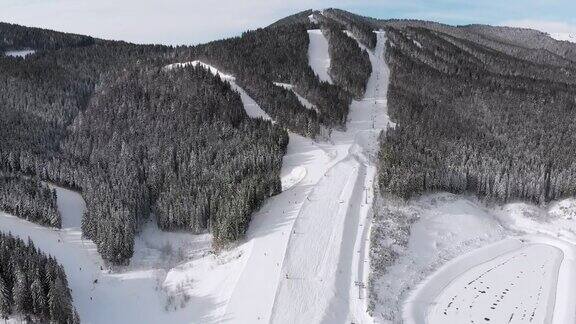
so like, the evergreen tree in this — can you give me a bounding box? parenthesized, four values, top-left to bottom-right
(0, 276, 11, 321)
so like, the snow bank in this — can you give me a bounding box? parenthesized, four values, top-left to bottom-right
(281, 166, 306, 191)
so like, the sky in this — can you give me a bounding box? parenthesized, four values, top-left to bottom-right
(0, 0, 575, 45)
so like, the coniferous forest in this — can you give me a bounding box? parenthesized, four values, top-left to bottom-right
(302, 9, 576, 205)
(64, 65, 288, 261)
(323, 25, 372, 98)
(0, 13, 371, 265)
(0, 174, 60, 228)
(378, 26, 576, 204)
(181, 23, 354, 128)
(0, 232, 79, 323)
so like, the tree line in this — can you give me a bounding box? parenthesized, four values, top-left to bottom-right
(0, 21, 95, 52)
(0, 173, 60, 228)
(62, 65, 287, 263)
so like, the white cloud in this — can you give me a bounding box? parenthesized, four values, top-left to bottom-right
(4, 1, 575, 45)
(0, 0, 326, 45)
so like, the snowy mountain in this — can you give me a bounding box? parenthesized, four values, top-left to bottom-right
(1, 8, 576, 324)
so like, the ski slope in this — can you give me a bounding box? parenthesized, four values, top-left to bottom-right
(163, 59, 344, 322)
(307, 29, 333, 84)
(270, 30, 391, 324)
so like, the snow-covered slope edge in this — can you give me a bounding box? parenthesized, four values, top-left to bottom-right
(273, 82, 318, 112)
(4, 49, 36, 58)
(549, 33, 576, 43)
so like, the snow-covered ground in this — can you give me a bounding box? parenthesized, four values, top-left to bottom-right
(0, 184, 214, 323)
(270, 30, 391, 324)
(4, 49, 36, 58)
(423, 238, 563, 324)
(307, 29, 333, 84)
(370, 192, 576, 324)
